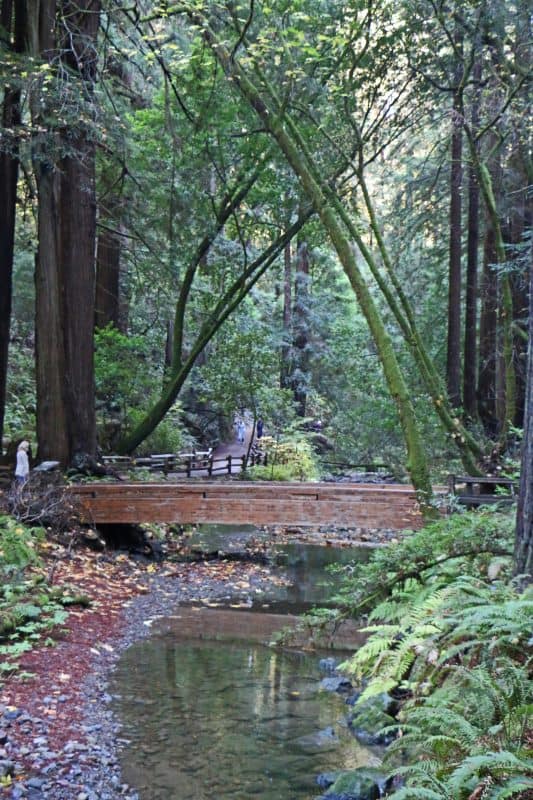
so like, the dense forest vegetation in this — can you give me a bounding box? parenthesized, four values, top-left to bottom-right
(2, 0, 531, 555)
(0, 2, 532, 798)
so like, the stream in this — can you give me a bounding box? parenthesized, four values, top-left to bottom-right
(110, 526, 381, 800)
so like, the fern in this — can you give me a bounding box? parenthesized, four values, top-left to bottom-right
(486, 776, 533, 799)
(448, 752, 533, 794)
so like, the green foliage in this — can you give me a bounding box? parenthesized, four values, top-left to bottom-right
(248, 433, 319, 481)
(333, 510, 515, 616)
(331, 510, 531, 799)
(95, 326, 189, 453)
(0, 515, 43, 574)
(0, 516, 85, 680)
(3, 343, 35, 444)
(128, 405, 186, 456)
(94, 325, 160, 448)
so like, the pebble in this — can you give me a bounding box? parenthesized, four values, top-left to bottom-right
(0, 553, 307, 799)
(27, 777, 46, 789)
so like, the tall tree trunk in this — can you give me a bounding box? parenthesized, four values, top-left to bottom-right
(0, 0, 24, 448)
(446, 39, 464, 408)
(33, 0, 99, 464)
(95, 172, 124, 331)
(340, 161, 483, 473)
(477, 224, 499, 434)
(95, 224, 122, 330)
(465, 135, 517, 439)
(280, 240, 292, 389)
(513, 250, 533, 585)
(292, 238, 310, 416)
(504, 160, 531, 429)
(199, 27, 433, 502)
(463, 59, 481, 419)
(0, 87, 18, 449)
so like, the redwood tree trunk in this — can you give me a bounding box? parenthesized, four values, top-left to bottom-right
(95, 196, 122, 331)
(292, 238, 310, 416)
(446, 43, 463, 408)
(477, 224, 499, 434)
(513, 252, 533, 584)
(280, 239, 292, 389)
(0, 88, 18, 448)
(0, 0, 23, 448)
(33, 0, 99, 464)
(463, 59, 481, 419)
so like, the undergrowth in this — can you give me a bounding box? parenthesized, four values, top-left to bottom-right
(327, 511, 532, 799)
(247, 434, 319, 480)
(0, 514, 88, 680)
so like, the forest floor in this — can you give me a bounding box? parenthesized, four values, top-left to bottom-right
(0, 520, 397, 800)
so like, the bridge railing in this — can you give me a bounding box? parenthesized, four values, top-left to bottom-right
(102, 449, 268, 477)
(447, 474, 518, 507)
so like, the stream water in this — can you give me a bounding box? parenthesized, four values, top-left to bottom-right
(110, 528, 380, 799)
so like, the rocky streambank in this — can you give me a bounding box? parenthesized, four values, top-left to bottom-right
(1, 525, 404, 800)
(0, 555, 282, 800)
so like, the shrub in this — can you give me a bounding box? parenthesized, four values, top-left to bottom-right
(128, 404, 186, 456)
(330, 510, 532, 800)
(248, 434, 318, 481)
(0, 515, 43, 574)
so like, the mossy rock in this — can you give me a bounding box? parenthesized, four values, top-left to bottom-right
(326, 767, 385, 799)
(348, 693, 397, 745)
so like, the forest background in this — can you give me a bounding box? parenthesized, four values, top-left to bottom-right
(0, 0, 531, 514)
(0, 4, 532, 797)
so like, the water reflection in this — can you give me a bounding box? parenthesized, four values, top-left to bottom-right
(187, 525, 372, 615)
(112, 639, 380, 800)
(271, 543, 370, 613)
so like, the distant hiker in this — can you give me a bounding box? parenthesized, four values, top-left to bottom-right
(237, 420, 246, 444)
(15, 440, 30, 486)
(256, 418, 264, 439)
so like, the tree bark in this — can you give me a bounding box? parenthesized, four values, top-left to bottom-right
(33, 0, 99, 464)
(0, 0, 24, 448)
(280, 239, 292, 389)
(95, 224, 121, 330)
(463, 59, 481, 419)
(513, 249, 533, 584)
(477, 224, 499, 434)
(446, 39, 464, 408)
(465, 134, 517, 439)
(292, 238, 310, 416)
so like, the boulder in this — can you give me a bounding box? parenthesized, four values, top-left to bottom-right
(320, 676, 353, 693)
(325, 767, 387, 799)
(347, 693, 397, 746)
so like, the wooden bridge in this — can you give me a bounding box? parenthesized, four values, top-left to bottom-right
(71, 481, 426, 530)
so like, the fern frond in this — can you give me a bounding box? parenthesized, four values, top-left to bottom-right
(486, 776, 533, 799)
(448, 751, 532, 794)
(387, 789, 446, 800)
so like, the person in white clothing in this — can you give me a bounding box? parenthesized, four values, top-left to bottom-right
(15, 440, 30, 486)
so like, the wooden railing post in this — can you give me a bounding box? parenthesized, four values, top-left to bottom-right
(208, 456, 213, 477)
(186, 457, 192, 478)
(227, 454, 232, 474)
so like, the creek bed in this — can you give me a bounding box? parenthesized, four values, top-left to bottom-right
(110, 526, 379, 800)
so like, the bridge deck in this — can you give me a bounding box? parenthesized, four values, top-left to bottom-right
(72, 481, 426, 530)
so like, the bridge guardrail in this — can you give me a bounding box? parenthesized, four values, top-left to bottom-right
(102, 449, 269, 477)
